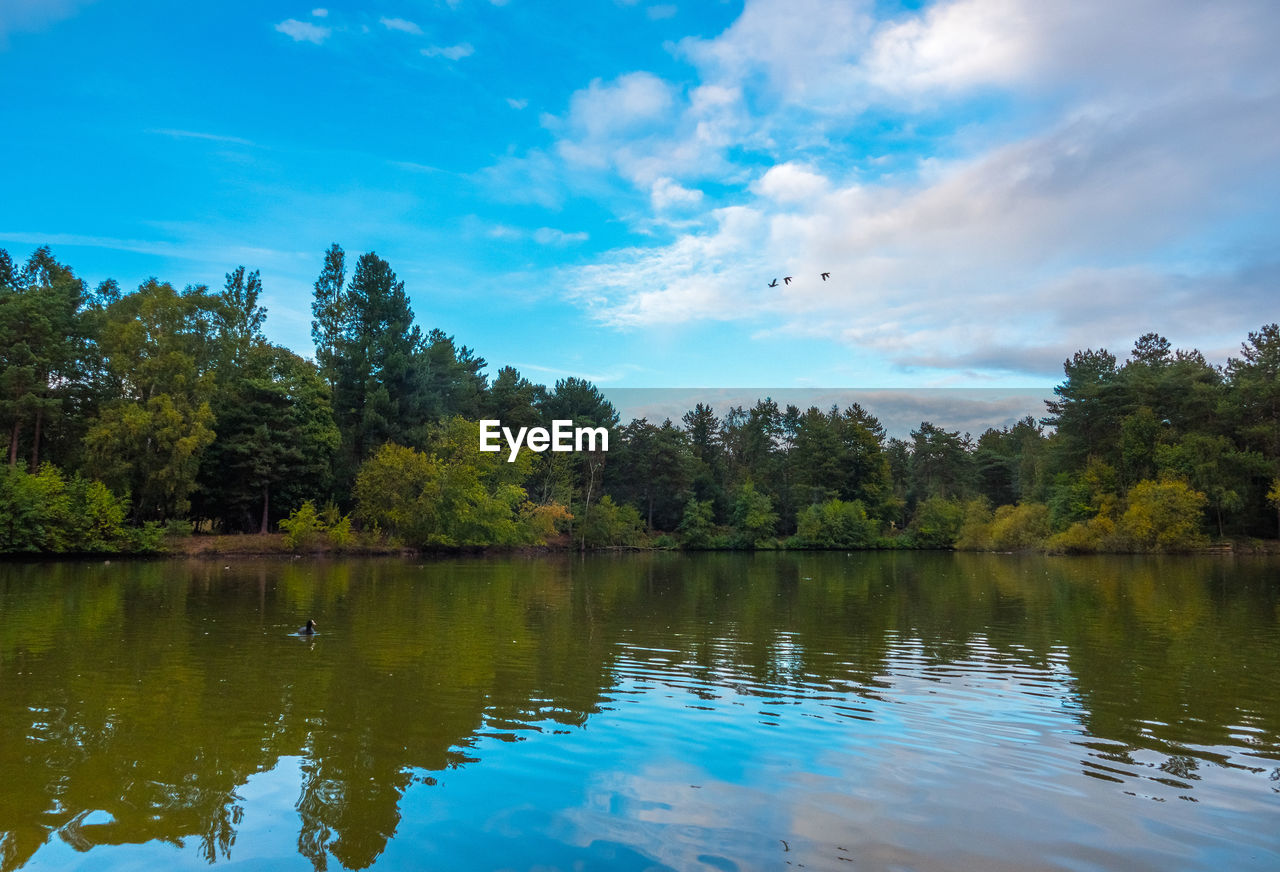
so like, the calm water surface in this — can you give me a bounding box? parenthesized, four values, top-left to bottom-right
(0, 553, 1277, 871)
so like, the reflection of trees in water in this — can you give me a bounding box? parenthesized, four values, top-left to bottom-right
(0, 554, 1278, 869)
(0, 558, 624, 871)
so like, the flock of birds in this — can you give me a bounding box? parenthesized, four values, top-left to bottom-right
(767, 272, 829, 288)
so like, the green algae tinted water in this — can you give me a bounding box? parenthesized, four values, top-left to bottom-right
(1, 553, 1277, 871)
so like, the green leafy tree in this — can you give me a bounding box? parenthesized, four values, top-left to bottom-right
(538, 377, 619, 428)
(318, 250, 429, 495)
(1156, 433, 1261, 537)
(311, 243, 347, 393)
(1046, 457, 1118, 529)
(609, 418, 693, 531)
(1118, 479, 1208, 552)
(787, 405, 843, 507)
(1119, 334, 1221, 435)
(1043, 348, 1121, 468)
(0, 247, 89, 470)
(418, 329, 488, 422)
(197, 346, 339, 532)
(1119, 406, 1164, 486)
(835, 403, 894, 514)
(955, 497, 994, 550)
(884, 437, 912, 527)
(681, 402, 726, 511)
(795, 498, 878, 549)
(1267, 478, 1280, 537)
(1224, 324, 1280, 461)
(0, 463, 147, 553)
(731, 481, 778, 548)
(537, 377, 619, 547)
(987, 503, 1052, 550)
(908, 495, 965, 548)
(353, 419, 547, 547)
(83, 280, 219, 521)
(974, 417, 1047, 507)
(214, 266, 266, 368)
(909, 422, 974, 502)
(677, 497, 716, 549)
(580, 495, 645, 548)
(481, 366, 545, 430)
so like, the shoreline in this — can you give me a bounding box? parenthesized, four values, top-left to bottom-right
(5, 533, 1275, 561)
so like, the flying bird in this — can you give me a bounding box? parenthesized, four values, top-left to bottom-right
(821, 272, 830, 281)
(767, 278, 779, 288)
(783, 276, 793, 285)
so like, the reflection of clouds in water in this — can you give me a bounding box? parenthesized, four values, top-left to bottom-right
(785, 650, 1249, 871)
(552, 636, 1275, 872)
(5, 556, 1279, 871)
(559, 763, 789, 871)
(28, 758, 308, 872)
(605, 388, 1049, 438)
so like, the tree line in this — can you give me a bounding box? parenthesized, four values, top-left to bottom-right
(2, 244, 1278, 553)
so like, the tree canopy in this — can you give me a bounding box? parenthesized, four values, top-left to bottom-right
(3, 241, 1278, 553)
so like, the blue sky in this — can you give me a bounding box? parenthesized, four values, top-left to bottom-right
(2, 0, 1278, 418)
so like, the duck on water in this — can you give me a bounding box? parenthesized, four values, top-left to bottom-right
(297, 619, 318, 636)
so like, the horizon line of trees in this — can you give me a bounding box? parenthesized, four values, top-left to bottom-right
(2, 243, 1278, 554)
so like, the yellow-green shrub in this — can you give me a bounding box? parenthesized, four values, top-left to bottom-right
(955, 498, 994, 550)
(988, 502, 1051, 550)
(1117, 479, 1207, 551)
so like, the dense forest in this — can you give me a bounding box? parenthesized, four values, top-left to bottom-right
(1, 244, 1278, 554)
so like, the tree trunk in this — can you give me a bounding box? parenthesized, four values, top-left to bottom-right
(28, 406, 43, 473)
(580, 459, 598, 553)
(260, 482, 270, 535)
(8, 419, 19, 468)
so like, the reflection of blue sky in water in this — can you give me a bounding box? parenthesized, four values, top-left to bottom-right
(29, 758, 311, 871)
(5, 555, 1279, 871)
(380, 638, 1274, 871)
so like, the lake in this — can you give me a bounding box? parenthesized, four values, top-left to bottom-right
(0, 552, 1277, 871)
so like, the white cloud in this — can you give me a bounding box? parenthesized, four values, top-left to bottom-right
(534, 0, 1280, 377)
(390, 160, 448, 174)
(566, 205, 770, 326)
(150, 129, 256, 146)
(482, 224, 589, 246)
(421, 43, 474, 60)
(678, 0, 874, 107)
(533, 228, 590, 246)
(0, 230, 297, 266)
(565, 72, 676, 140)
(648, 4, 677, 20)
(379, 17, 422, 35)
(567, 82, 1280, 371)
(311, 8, 328, 17)
(506, 97, 528, 110)
(486, 224, 524, 240)
(469, 0, 1280, 377)
(477, 149, 565, 208)
(275, 18, 331, 44)
(543, 71, 749, 190)
(864, 0, 1031, 94)
(861, 0, 1280, 102)
(750, 163, 828, 204)
(650, 178, 703, 211)
(568, 108, 1278, 374)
